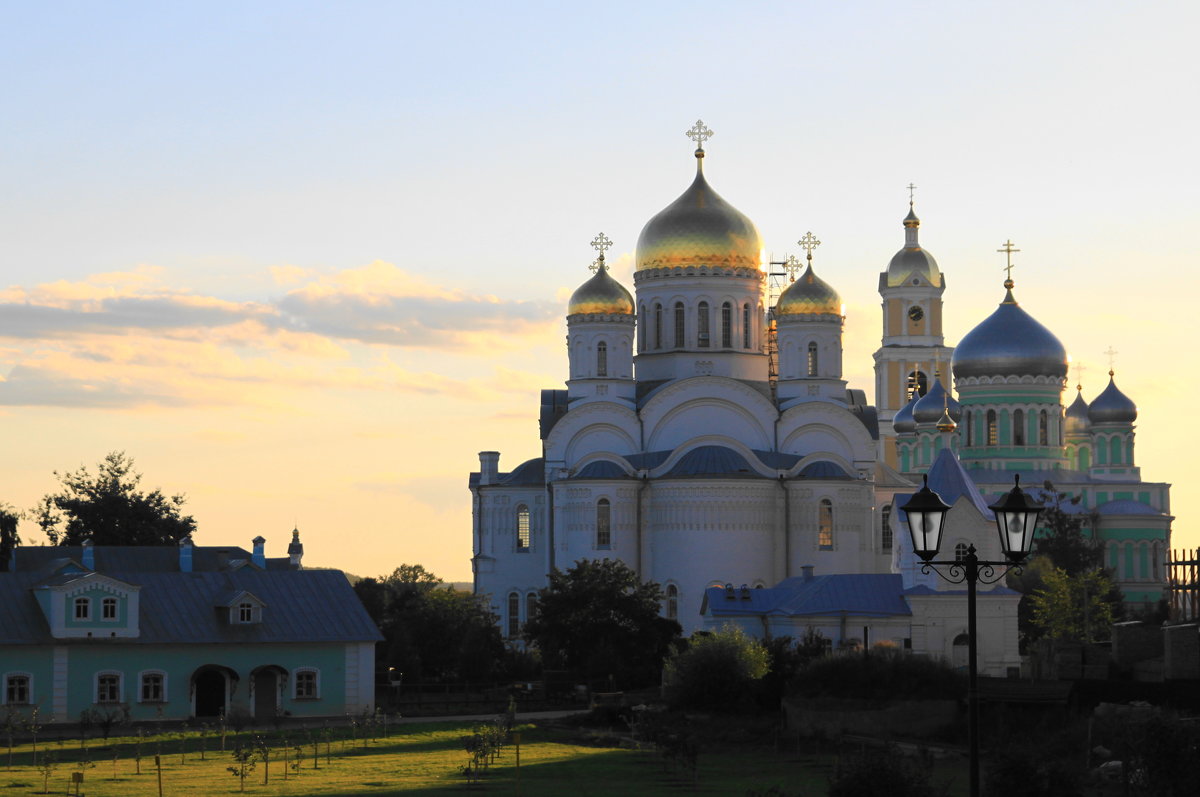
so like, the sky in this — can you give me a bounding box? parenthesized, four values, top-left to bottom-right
(1, 1, 1196, 581)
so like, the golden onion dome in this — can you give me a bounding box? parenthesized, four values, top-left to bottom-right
(886, 204, 942, 288)
(635, 149, 762, 271)
(567, 260, 634, 316)
(776, 263, 841, 316)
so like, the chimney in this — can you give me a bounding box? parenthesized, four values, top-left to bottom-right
(287, 528, 304, 570)
(251, 536, 266, 569)
(801, 565, 815, 582)
(478, 451, 500, 486)
(81, 539, 95, 570)
(216, 549, 230, 571)
(179, 536, 194, 572)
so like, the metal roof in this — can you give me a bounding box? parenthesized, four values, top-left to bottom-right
(704, 574, 912, 619)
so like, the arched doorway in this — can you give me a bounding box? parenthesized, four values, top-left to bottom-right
(191, 665, 237, 718)
(952, 633, 970, 669)
(250, 666, 287, 722)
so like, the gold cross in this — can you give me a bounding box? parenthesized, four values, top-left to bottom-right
(784, 254, 802, 282)
(997, 239, 1020, 280)
(907, 182, 917, 204)
(686, 120, 713, 150)
(798, 232, 821, 262)
(1104, 345, 1118, 374)
(589, 232, 612, 272)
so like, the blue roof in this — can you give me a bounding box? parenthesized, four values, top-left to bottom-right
(704, 574, 912, 619)
(1096, 499, 1165, 516)
(663, 446, 765, 478)
(500, 457, 545, 486)
(572, 460, 631, 479)
(898, 448, 994, 526)
(798, 461, 854, 480)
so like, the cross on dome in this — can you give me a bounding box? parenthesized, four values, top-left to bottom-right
(907, 182, 917, 204)
(589, 232, 613, 272)
(798, 232, 821, 262)
(784, 254, 802, 282)
(1104, 345, 1119, 375)
(686, 120, 713, 151)
(997, 239, 1020, 285)
(1074, 360, 1086, 391)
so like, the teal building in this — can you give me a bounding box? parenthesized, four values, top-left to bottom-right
(0, 535, 381, 725)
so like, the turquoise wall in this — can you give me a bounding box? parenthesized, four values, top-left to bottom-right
(63, 586, 129, 630)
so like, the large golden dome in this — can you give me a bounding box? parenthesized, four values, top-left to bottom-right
(635, 150, 762, 271)
(776, 263, 841, 316)
(567, 262, 634, 316)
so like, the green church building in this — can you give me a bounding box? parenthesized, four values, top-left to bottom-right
(0, 534, 381, 725)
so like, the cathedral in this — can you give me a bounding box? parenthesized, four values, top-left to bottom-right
(468, 123, 1172, 670)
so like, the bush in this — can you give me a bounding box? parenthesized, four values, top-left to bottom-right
(792, 649, 965, 703)
(664, 625, 769, 711)
(829, 744, 942, 797)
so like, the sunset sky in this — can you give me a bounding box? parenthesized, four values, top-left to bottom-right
(2, 2, 1196, 581)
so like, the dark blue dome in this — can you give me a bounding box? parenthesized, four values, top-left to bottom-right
(1088, 374, 1137, 424)
(912, 378, 961, 424)
(952, 287, 1067, 380)
(1064, 387, 1091, 434)
(892, 392, 918, 435)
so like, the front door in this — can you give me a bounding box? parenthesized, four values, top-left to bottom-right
(253, 671, 278, 721)
(194, 670, 227, 718)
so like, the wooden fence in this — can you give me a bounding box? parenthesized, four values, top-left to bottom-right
(1167, 547, 1200, 622)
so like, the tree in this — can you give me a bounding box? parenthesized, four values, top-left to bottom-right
(523, 559, 681, 687)
(353, 564, 504, 682)
(1034, 482, 1102, 576)
(663, 624, 769, 710)
(34, 452, 196, 546)
(1030, 565, 1118, 642)
(0, 504, 19, 571)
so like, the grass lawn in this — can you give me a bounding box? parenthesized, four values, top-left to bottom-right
(0, 720, 970, 795)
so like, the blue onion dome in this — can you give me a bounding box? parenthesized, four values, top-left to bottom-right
(1065, 386, 1092, 434)
(952, 283, 1067, 379)
(885, 204, 942, 288)
(567, 258, 634, 315)
(1088, 372, 1137, 424)
(892, 392, 919, 434)
(776, 263, 841, 316)
(635, 146, 762, 271)
(912, 376, 961, 424)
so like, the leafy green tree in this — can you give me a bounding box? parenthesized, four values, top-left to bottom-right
(523, 559, 681, 687)
(34, 452, 195, 546)
(1030, 566, 1118, 642)
(1034, 482, 1102, 576)
(0, 504, 19, 570)
(664, 624, 769, 710)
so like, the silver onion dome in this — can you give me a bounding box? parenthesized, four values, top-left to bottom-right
(892, 392, 919, 435)
(1065, 387, 1091, 435)
(912, 377, 961, 424)
(1088, 373, 1137, 424)
(952, 284, 1067, 380)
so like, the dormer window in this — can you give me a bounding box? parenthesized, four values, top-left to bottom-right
(102, 597, 118, 621)
(232, 601, 263, 624)
(74, 597, 91, 620)
(238, 603, 254, 623)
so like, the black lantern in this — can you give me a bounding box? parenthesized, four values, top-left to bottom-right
(900, 474, 951, 562)
(988, 474, 1044, 563)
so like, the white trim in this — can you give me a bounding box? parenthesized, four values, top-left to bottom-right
(94, 670, 123, 704)
(137, 669, 168, 703)
(2, 671, 34, 706)
(101, 596, 119, 622)
(292, 668, 320, 700)
(73, 597, 91, 621)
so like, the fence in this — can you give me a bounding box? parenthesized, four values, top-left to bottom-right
(1167, 547, 1200, 622)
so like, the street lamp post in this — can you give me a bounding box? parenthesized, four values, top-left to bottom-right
(901, 474, 1043, 797)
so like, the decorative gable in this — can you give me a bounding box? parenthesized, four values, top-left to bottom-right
(215, 590, 266, 625)
(33, 572, 141, 639)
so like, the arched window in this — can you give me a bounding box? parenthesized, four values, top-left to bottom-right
(1152, 542, 1162, 580)
(515, 505, 530, 551)
(1039, 409, 1049, 446)
(1110, 437, 1122, 465)
(637, 304, 645, 351)
(954, 542, 969, 562)
(697, 302, 710, 347)
(674, 302, 685, 348)
(742, 303, 751, 349)
(526, 593, 537, 626)
(965, 410, 973, 446)
(807, 342, 819, 377)
(986, 410, 998, 446)
(1012, 409, 1025, 445)
(1123, 542, 1134, 579)
(666, 584, 679, 621)
(507, 592, 520, 638)
(818, 499, 834, 550)
(596, 498, 611, 549)
(596, 341, 607, 377)
(721, 302, 732, 348)
(654, 304, 663, 350)
(881, 504, 893, 552)
(906, 370, 928, 400)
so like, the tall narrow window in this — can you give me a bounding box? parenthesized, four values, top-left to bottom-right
(507, 592, 520, 638)
(666, 584, 679, 620)
(742, 303, 751, 349)
(516, 505, 530, 551)
(654, 304, 663, 350)
(965, 410, 973, 446)
(881, 504, 893, 552)
(954, 542, 969, 562)
(596, 341, 607, 377)
(906, 370, 928, 400)
(596, 498, 611, 548)
(818, 499, 834, 550)
(674, 302, 685, 348)
(1039, 409, 1049, 446)
(74, 597, 90, 620)
(1012, 409, 1025, 445)
(807, 342, 819, 376)
(697, 302, 710, 347)
(526, 593, 537, 626)
(720, 302, 732, 348)
(986, 410, 998, 446)
(637, 304, 645, 351)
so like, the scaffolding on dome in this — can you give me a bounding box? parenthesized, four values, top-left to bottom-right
(765, 255, 792, 398)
